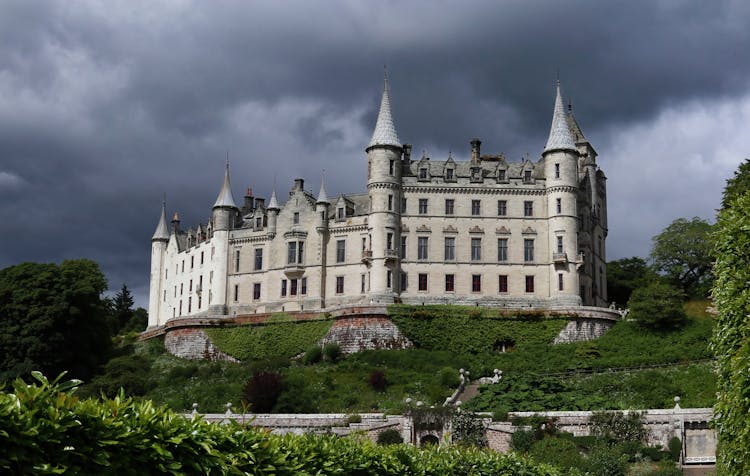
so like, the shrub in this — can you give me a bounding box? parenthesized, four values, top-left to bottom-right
(242, 371, 283, 413)
(302, 346, 322, 364)
(323, 342, 341, 362)
(368, 370, 387, 392)
(346, 413, 362, 424)
(451, 411, 488, 448)
(627, 282, 687, 330)
(376, 428, 404, 445)
(438, 367, 461, 388)
(510, 428, 536, 453)
(641, 445, 667, 462)
(590, 411, 646, 443)
(583, 443, 629, 476)
(667, 436, 681, 462)
(529, 436, 582, 471)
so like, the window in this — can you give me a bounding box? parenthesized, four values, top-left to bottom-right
(525, 275, 535, 293)
(400, 272, 408, 291)
(419, 168, 428, 179)
(418, 273, 428, 291)
(418, 198, 428, 214)
(180, 283, 183, 295)
(179, 300, 182, 315)
(190, 256, 194, 269)
(524, 170, 532, 182)
(362, 237, 367, 251)
(497, 200, 507, 216)
(524, 201, 533, 217)
(336, 276, 344, 294)
(446, 168, 454, 180)
(234, 249, 240, 272)
(301, 277, 307, 295)
(181, 260, 184, 272)
(400, 236, 407, 259)
(556, 198, 562, 214)
(233, 284, 239, 302)
(498, 275, 508, 293)
(472, 274, 481, 293)
(281, 279, 287, 297)
(524, 239, 534, 262)
(497, 238, 508, 262)
(445, 274, 455, 292)
(444, 237, 455, 260)
(290, 279, 298, 296)
(558, 273, 564, 291)
(401, 197, 407, 213)
(555, 163, 560, 178)
(387, 270, 392, 289)
(254, 248, 263, 270)
(387, 233, 393, 251)
(189, 279, 193, 292)
(163, 290, 166, 302)
(287, 241, 304, 264)
(174, 285, 177, 297)
(253, 283, 261, 300)
(336, 239, 346, 263)
(498, 169, 506, 181)
(418, 236, 429, 260)
(471, 238, 482, 261)
(337, 207, 344, 220)
(256, 217, 262, 229)
(557, 236, 564, 254)
(200, 251, 204, 265)
(388, 194, 393, 211)
(389, 159, 395, 175)
(471, 200, 481, 216)
(361, 274, 366, 293)
(445, 199, 454, 215)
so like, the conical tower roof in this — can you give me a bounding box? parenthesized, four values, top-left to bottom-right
(543, 81, 577, 154)
(367, 71, 401, 149)
(213, 163, 238, 209)
(317, 175, 329, 204)
(152, 200, 169, 241)
(267, 187, 280, 210)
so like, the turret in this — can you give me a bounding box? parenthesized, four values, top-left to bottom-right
(366, 71, 403, 302)
(148, 200, 169, 327)
(543, 81, 581, 306)
(316, 175, 330, 230)
(212, 163, 238, 231)
(207, 164, 237, 316)
(267, 187, 280, 237)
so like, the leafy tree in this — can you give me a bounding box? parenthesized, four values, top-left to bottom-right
(721, 157, 750, 209)
(711, 190, 750, 475)
(606, 257, 659, 306)
(627, 282, 686, 330)
(0, 260, 111, 382)
(650, 217, 714, 297)
(451, 411, 488, 447)
(242, 371, 283, 412)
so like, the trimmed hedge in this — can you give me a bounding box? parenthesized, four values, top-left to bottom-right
(204, 320, 332, 361)
(0, 373, 566, 475)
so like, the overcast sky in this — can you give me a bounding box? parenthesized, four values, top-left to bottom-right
(1, 0, 748, 307)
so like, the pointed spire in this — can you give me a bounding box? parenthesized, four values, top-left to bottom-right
(152, 199, 169, 241)
(543, 80, 577, 154)
(213, 161, 238, 209)
(367, 68, 401, 149)
(317, 171, 329, 204)
(267, 187, 280, 210)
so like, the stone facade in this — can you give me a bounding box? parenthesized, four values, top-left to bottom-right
(148, 78, 608, 329)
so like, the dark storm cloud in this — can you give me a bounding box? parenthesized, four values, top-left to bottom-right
(1, 0, 749, 305)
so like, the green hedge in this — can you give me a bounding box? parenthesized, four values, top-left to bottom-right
(204, 320, 332, 361)
(0, 373, 566, 475)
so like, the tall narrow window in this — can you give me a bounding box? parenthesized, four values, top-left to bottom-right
(558, 273, 564, 291)
(256, 217, 262, 229)
(498, 275, 508, 293)
(254, 248, 263, 270)
(281, 279, 287, 297)
(445, 199, 454, 215)
(471, 200, 481, 216)
(233, 284, 239, 302)
(471, 238, 482, 261)
(418, 198, 428, 214)
(361, 274, 366, 293)
(400, 272, 407, 291)
(555, 163, 560, 178)
(557, 236, 564, 254)
(445, 274, 455, 292)
(389, 159, 395, 175)
(524, 239, 534, 262)
(336, 276, 344, 294)
(293, 212, 299, 225)
(418, 237, 429, 260)
(556, 198, 562, 214)
(498, 169, 506, 181)
(288, 242, 296, 264)
(336, 239, 346, 263)
(497, 200, 507, 216)
(301, 277, 307, 295)
(388, 194, 393, 211)
(297, 242, 304, 264)
(524, 170, 532, 182)
(444, 237, 455, 260)
(200, 251, 204, 265)
(190, 256, 194, 269)
(472, 274, 481, 293)
(419, 168, 428, 179)
(234, 250, 240, 272)
(290, 279, 298, 296)
(446, 168, 454, 180)
(525, 275, 535, 293)
(253, 283, 261, 300)
(524, 201, 533, 217)
(497, 238, 508, 262)
(400, 236, 407, 259)
(387, 270, 392, 289)
(418, 273, 428, 291)
(401, 197, 407, 213)
(387, 233, 393, 251)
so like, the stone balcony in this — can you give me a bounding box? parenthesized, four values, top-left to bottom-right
(384, 249, 399, 263)
(552, 252, 568, 264)
(361, 250, 372, 263)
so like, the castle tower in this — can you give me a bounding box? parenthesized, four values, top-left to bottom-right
(208, 163, 238, 315)
(316, 176, 330, 306)
(543, 81, 582, 306)
(148, 200, 169, 327)
(365, 72, 403, 302)
(266, 187, 280, 237)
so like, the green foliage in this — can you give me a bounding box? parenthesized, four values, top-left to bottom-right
(721, 157, 750, 209)
(204, 320, 332, 361)
(438, 367, 461, 388)
(105, 284, 136, 336)
(451, 411, 488, 447)
(0, 373, 565, 475)
(322, 342, 341, 362)
(582, 443, 629, 476)
(711, 188, 750, 475)
(529, 437, 582, 472)
(510, 428, 537, 453)
(606, 257, 659, 306)
(80, 354, 154, 398)
(650, 217, 714, 297)
(0, 259, 111, 382)
(376, 428, 404, 445)
(302, 346, 322, 364)
(627, 282, 687, 330)
(590, 411, 646, 443)
(368, 370, 388, 391)
(667, 436, 681, 462)
(242, 371, 284, 412)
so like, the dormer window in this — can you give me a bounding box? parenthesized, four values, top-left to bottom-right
(445, 168, 454, 180)
(498, 169, 506, 181)
(419, 168, 428, 180)
(337, 207, 345, 220)
(255, 217, 262, 229)
(471, 167, 482, 182)
(293, 212, 299, 225)
(523, 170, 532, 183)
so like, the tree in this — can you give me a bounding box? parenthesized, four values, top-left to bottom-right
(711, 189, 750, 475)
(721, 158, 750, 209)
(606, 257, 659, 306)
(0, 260, 111, 382)
(627, 282, 686, 330)
(650, 217, 714, 297)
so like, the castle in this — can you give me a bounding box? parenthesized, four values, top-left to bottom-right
(147, 77, 608, 328)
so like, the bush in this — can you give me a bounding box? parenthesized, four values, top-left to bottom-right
(323, 342, 341, 362)
(438, 367, 461, 388)
(302, 346, 322, 364)
(583, 443, 629, 476)
(590, 411, 646, 443)
(242, 371, 283, 413)
(346, 413, 362, 424)
(368, 370, 387, 392)
(627, 282, 687, 330)
(510, 428, 536, 453)
(529, 436, 582, 471)
(376, 429, 404, 445)
(667, 436, 681, 462)
(451, 411, 488, 448)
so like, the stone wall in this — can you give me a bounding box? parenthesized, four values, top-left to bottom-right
(164, 328, 238, 362)
(552, 318, 615, 344)
(320, 316, 413, 354)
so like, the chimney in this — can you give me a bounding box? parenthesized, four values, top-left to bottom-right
(293, 178, 304, 191)
(171, 211, 181, 234)
(243, 188, 254, 213)
(255, 197, 265, 209)
(403, 143, 412, 163)
(470, 138, 482, 163)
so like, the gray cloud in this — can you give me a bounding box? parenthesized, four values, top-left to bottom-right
(1, 0, 749, 306)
